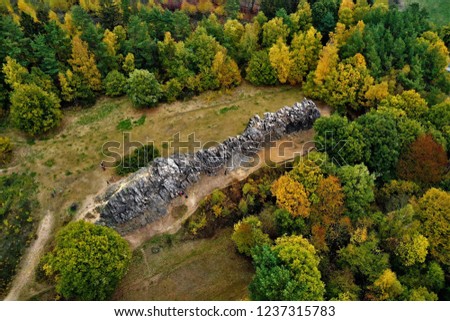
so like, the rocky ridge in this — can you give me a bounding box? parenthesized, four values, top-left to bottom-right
(97, 98, 321, 234)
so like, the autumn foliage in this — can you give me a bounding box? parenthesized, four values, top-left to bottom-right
(397, 134, 448, 185)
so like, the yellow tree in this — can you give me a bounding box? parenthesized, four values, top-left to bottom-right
(18, 0, 38, 22)
(325, 53, 374, 113)
(197, 0, 214, 14)
(269, 38, 292, 84)
(271, 175, 311, 218)
(338, 0, 355, 27)
(2, 56, 28, 89)
(313, 43, 339, 87)
(289, 0, 312, 33)
(122, 52, 135, 74)
(365, 81, 390, 109)
(68, 35, 102, 91)
(418, 188, 450, 268)
(370, 269, 403, 301)
(211, 51, 242, 88)
(103, 29, 118, 57)
(288, 27, 322, 85)
(379, 90, 428, 119)
(262, 17, 289, 48)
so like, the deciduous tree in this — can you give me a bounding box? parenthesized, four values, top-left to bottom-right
(42, 221, 131, 300)
(271, 175, 311, 218)
(269, 38, 291, 84)
(10, 83, 61, 136)
(126, 69, 162, 108)
(232, 216, 271, 257)
(397, 134, 448, 186)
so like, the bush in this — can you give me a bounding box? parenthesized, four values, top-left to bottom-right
(116, 144, 160, 176)
(104, 70, 127, 97)
(42, 221, 131, 300)
(10, 84, 62, 136)
(162, 78, 183, 103)
(126, 69, 162, 108)
(0, 136, 13, 165)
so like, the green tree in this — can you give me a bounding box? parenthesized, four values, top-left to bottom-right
(42, 221, 131, 300)
(232, 216, 271, 257)
(103, 70, 126, 97)
(249, 235, 325, 301)
(124, 15, 157, 70)
(31, 34, 59, 77)
(99, 0, 122, 30)
(185, 27, 224, 72)
(246, 50, 277, 86)
(313, 114, 367, 166)
(274, 235, 325, 300)
(288, 27, 322, 85)
(126, 69, 162, 108)
(262, 17, 289, 48)
(357, 111, 401, 182)
(337, 164, 375, 221)
(289, 0, 313, 34)
(418, 188, 450, 269)
(338, 235, 390, 282)
(260, 0, 299, 19)
(379, 90, 429, 120)
(10, 84, 61, 136)
(311, 0, 338, 41)
(225, 0, 240, 19)
(162, 78, 183, 103)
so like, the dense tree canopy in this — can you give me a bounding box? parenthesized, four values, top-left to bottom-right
(42, 221, 131, 300)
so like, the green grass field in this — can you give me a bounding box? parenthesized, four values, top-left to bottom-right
(403, 0, 450, 26)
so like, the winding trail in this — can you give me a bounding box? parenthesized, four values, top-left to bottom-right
(4, 210, 54, 301)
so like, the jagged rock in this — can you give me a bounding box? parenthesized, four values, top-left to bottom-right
(97, 98, 321, 234)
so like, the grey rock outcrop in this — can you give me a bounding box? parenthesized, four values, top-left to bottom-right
(98, 98, 321, 234)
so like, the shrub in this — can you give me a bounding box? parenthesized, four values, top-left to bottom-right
(42, 221, 131, 300)
(0, 136, 13, 165)
(162, 78, 183, 103)
(116, 144, 160, 176)
(104, 70, 127, 97)
(126, 69, 162, 108)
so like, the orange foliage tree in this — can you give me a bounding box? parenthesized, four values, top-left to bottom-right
(397, 134, 448, 185)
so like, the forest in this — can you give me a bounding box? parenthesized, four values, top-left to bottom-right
(0, 0, 449, 301)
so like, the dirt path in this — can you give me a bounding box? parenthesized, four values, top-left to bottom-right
(124, 129, 318, 249)
(124, 105, 331, 249)
(4, 210, 54, 301)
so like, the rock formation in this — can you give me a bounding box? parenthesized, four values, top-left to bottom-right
(97, 98, 321, 234)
